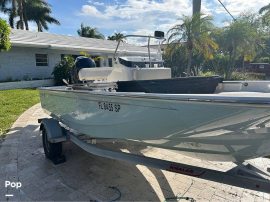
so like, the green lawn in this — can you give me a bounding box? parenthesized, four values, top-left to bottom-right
(0, 89, 40, 136)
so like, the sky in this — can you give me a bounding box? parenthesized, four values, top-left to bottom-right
(1, 0, 270, 39)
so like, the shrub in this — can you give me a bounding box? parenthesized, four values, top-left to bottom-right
(52, 56, 74, 85)
(199, 71, 217, 77)
(230, 72, 265, 80)
(0, 19, 11, 51)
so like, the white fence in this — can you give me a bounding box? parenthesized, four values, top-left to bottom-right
(0, 79, 55, 90)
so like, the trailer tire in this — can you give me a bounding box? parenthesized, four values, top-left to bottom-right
(42, 127, 62, 159)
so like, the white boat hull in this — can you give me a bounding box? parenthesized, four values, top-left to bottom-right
(40, 87, 270, 162)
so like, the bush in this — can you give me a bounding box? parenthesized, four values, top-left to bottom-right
(199, 71, 217, 77)
(229, 72, 265, 80)
(0, 19, 11, 51)
(52, 56, 74, 85)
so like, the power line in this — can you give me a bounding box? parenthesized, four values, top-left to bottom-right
(216, 0, 236, 21)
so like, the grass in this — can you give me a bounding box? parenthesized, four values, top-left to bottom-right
(0, 89, 40, 136)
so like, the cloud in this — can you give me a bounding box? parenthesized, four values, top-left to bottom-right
(78, 0, 270, 44)
(88, 0, 105, 6)
(81, 0, 192, 19)
(213, 0, 269, 16)
(81, 5, 104, 18)
(92, 2, 105, 6)
(80, 0, 193, 35)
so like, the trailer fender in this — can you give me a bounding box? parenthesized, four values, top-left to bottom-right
(39, 118, 66, 143)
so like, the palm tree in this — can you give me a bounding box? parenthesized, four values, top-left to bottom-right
(0, 0, 60, 31)
(25, 0, 60, 32)
(167, 14, 218, 75)
(0, 0, 16, 28)
(259, 3, 270, 25)
(0, 0, 27, 29)
(217, 18, 259, 79)
(107, 32, 124, 41)
(77, 23, 105, 39)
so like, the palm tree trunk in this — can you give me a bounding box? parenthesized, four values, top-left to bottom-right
(9, 14, 15, 28)
(23, 11, 28, 30)
(193, 0, 201, 39)
(18, 0, 24, 29)
(241, 55, 245, 70)
(225, 50, 232, 80)
(187, 48, 192, 76)
(226, 54, 233, 79)
(22, 0, 28, 30)
(227, 50, 237, 79)
(9, 0, 16, 28)
(37, 21, 42, 32)
(193, 0, 201, 15)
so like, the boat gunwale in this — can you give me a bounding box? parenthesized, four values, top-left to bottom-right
(39, 87, 270, 106)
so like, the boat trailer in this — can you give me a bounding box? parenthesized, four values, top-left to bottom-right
(38, 118, 270, 194)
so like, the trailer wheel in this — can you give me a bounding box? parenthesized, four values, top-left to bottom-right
(42, 127, 62, 159)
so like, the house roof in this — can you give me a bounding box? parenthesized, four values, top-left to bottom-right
(10, 29, 152, 55)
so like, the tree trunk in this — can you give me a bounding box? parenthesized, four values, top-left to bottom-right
(193, 0, 201, 15)
(241, 56, 245, 72)
(187, 48, 192, 76)
(226, 51, 233, 80)
(193, 0, 201, 39)
(18, 0, 24, 29)
(9, 15, 14, 28)
(23, 15, 29, 30)
(22, 0, 28, 30)
(9, 0, 16, 28)
(191, 66, 197, 76)
(226, 41, 237, 80)
(37, 22, 42, 32)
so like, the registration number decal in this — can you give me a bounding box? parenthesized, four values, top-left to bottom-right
(98, 102, 121, 112)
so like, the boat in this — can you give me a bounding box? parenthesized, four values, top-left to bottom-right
(71, 31, 223, 94)
(39, 32, 270, 163)
(38, 32, 270, 194)
(40, 85, 270, 163)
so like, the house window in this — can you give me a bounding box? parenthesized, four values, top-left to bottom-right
(108, 58, 113, 67)
(36, 54, 48, 66)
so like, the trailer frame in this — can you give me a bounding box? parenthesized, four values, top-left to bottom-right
(39, 118, 270, 194)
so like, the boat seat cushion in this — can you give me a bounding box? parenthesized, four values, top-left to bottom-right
(78, 67, 113, 81)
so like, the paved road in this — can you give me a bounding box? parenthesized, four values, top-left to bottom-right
(0, 104, 270, 201)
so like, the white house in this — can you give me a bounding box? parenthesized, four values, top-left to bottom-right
(0, 29, 151, 82)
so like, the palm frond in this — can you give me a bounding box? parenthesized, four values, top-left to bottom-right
(259, 3, 270, 14)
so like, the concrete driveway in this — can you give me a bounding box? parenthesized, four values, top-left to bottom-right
(0, 104, 270, 201)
